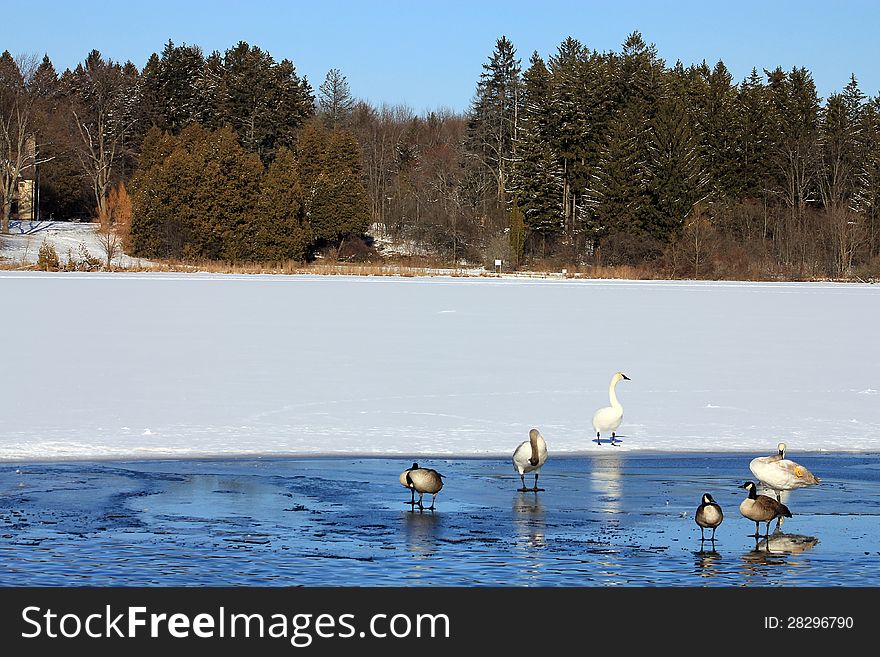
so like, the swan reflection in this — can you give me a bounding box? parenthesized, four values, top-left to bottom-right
(589, 454, 623, 514)
(512, 492, 545, 549)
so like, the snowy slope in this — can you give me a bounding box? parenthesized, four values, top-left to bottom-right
(0, 221, 148, 268)
(1, 272, 878, 460)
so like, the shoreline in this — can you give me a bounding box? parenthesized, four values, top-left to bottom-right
(3, 448, 877, 465)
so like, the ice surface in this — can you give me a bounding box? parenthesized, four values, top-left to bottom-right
(1, 272, 878, 460)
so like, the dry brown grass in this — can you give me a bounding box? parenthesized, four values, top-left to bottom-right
(2, 252, 875, 282)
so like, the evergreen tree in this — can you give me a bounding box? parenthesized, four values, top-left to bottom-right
(859, 95, 880, 258)
(255, 146, 311, 261)
(818, 76, 866, 274)
(214, 42, 314, 163)
(734, 68, 774, 200)
(591, 33, 665, 245)
(465, 36, 522, 208)
(765, 66, 821, 267)
(593, 105, 644, 241)
(307, 128, 371, 253)
(645, 91, 709, 240)
(318, 68, 354, 128)
(130, 124, 263, 260)
(691, 60, 738, 198)
(512, 52, 563, 251)
(140, 40, 206, 133)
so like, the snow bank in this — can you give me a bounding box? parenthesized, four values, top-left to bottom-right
(0, 221, 148, 268)
(1, 272, 878, 460)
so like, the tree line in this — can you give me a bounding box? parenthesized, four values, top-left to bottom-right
(2, 33, 879, 277)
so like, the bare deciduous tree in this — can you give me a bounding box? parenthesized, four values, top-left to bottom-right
(0, 52, 52, 233)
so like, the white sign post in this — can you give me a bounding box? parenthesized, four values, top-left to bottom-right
(494, 259, 502, 274)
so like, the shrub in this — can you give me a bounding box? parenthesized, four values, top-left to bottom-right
(37, 240, 60, 271)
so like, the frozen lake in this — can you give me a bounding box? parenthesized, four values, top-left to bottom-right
(1, 454, 876, 586)
(1, 272, 878, 459)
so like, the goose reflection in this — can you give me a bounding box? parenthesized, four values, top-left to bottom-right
(742, 531, 819, 569)
(403, 510, 441, 563)
(589, 454, 623, 514)
(512, 492, 546, 549)
(755, 532, 819, 555)
(694, 545, 722, 578)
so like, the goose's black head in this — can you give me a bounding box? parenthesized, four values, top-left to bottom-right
(701, 493, 716, 505)
(410, 462, 419, 470)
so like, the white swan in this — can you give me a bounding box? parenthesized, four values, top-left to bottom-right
(592, 372, 630, 446)
(512, 428, 548, 492)
(749, 442, 820, 501)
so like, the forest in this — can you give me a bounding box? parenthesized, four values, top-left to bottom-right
(2, 32, 879, 279)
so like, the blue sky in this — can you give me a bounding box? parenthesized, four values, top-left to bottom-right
(4, 0, 878, 112)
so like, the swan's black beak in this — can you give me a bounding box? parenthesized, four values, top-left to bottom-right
(622, 374, 631, 380)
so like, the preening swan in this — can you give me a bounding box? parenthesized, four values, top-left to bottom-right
(592, 372, 630, 446)
(406, 466, 445, 511)
(749, 442, 820, 501)
(695, 493, 723, 541)
(512, 428, 549, 492)
(399, 462, 419, 505)
(739, 481, 792, 537)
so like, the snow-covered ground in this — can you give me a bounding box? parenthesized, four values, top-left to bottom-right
(1, 272, 878, 460)
(0, 220, 148, 268)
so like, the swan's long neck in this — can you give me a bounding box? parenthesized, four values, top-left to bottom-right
(529, 433, 544, 466)
(609, 378, 622, 410)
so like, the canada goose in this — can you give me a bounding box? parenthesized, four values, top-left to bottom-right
(749, 442, 820, 501)
(512, 428, 549, 492)
(739, 481, 792, 537)
(406, 466, 444, 511)
(592, 372, 630, 446)
(399, 462, 419, 505)
(695, 493, 723, 540)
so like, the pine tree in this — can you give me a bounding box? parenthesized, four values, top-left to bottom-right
(593, 105, 643, 241)
(318, 68, 354, 128)
(691, 60, 738, 199)
(765, 66, 821, 268)
(465, 36, 522, 209)
(645, 90, 709, 240)
(818, 76, 866, 274)
(140, 40, 206, 133)
(590, 33, 665, 246)
(214, 42, 314, 163)
(734, 69, 773, 200)
(859, 95, 880, 258)
(512, 52, 563, 252)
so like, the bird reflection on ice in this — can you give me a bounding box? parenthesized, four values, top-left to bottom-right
(741, 532, 819, 571)
(403, 510, 441, 564)
(755, 532, 819, 555)
(512, 492, 545, 549)
(694, 547, 722, 578)
(589, 454, 623, 514)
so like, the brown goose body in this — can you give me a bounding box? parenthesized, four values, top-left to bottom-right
(406, 467, 445, 510)
(695, 493, 723, 540)
(739, 481, 792, 536)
